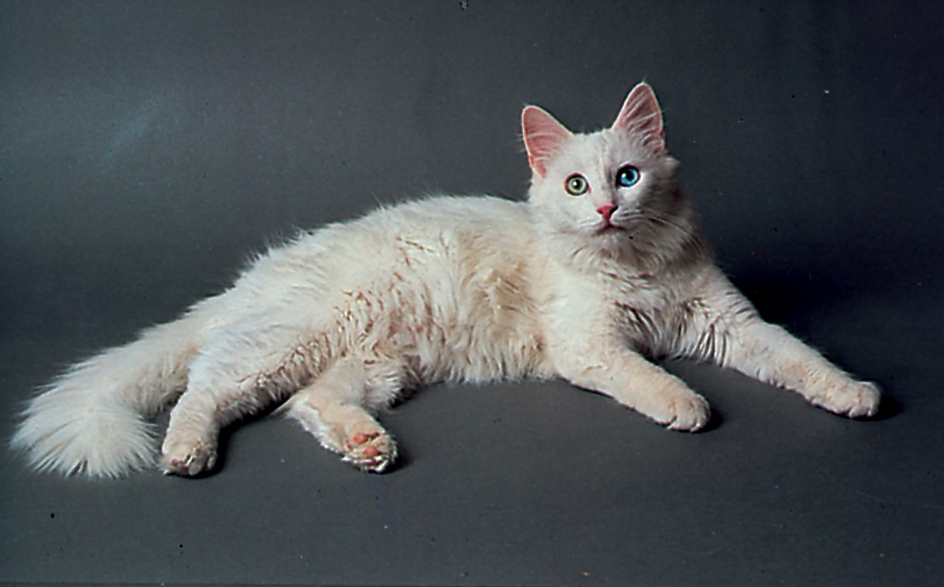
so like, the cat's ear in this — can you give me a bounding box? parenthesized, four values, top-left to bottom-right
(612, 82, 666, 153)
(522, 105, 573, 178)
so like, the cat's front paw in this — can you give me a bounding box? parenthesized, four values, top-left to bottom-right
(663, 392, 711, 432)
(811, 380, 881, 419)
(640, 383, 711, 432)
(160, 437, 218, 477)
(342, 430, 397, 473)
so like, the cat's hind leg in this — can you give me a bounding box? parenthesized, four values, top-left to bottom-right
(282, 356, 403, 473)
(160, 384, 234, 476)
(160, 343, 310, 476)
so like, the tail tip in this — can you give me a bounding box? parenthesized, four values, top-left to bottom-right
(11, 403, 158, 479)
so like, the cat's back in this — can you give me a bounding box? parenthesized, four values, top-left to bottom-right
(369, 195, 533, 256)
(285, 195, 532, 273)
(243, 195, 540, 301)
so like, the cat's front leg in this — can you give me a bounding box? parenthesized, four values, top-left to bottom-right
(722, 319, 881, 418)
(551, 339, 711, 431)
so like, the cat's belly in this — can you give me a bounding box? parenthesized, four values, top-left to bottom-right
(328, 255, 550, 386)
(232, 195, 551, 388)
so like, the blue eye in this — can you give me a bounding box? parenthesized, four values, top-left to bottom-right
(616, 165, 640, 188)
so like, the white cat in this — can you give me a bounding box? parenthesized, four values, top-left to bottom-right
(11, 83, 881, 478)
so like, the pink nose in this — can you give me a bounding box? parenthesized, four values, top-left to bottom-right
(596, 205, 616, 221)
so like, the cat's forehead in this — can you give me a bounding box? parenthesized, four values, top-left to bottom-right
(599, 128, 660, 165)
(549, 129, 657, 175)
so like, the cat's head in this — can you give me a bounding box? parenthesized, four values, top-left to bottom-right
(522, 83, 698, 265)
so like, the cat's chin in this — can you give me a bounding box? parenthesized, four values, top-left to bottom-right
(595, 223, 653, 256)
(594, 223, 632, 240)
(596, 224, 621, 235)
(592, 225, 635, 251)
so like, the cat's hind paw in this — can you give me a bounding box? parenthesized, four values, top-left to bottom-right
(342, 430, 398, 473)
(160, 437, 218, 477)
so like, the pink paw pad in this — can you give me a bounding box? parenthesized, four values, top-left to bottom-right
(349, 432, 382, 457)
(342, 430, 396, 473)
(350, 432, 375, 445)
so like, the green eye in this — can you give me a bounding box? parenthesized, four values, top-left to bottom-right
(565, 173, 589, 196)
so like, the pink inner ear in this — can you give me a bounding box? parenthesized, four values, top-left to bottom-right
(612, 83, 666, 153)
(522, 105, 573, 177)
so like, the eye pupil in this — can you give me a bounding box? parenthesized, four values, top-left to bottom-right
(565, 174, 588, 196)
(617, 165, 640, 188)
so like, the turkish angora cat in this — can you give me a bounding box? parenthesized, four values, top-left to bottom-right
(12, 83, 880, 478)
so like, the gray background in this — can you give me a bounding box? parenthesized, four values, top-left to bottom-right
(1, 1, 942, 586)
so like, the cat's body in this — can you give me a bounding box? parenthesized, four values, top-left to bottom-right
(12, 83, 880, 477)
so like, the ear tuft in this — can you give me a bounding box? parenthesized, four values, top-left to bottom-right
(612, 82, 666, 153)
(521, 105, 573, 177)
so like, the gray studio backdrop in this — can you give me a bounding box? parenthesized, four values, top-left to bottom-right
(2, 2, 942, 586)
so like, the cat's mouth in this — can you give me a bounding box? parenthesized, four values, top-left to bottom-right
(602, 211, 653, 237)
(596, 218, 627, 235)
(595, 219, 646, 243)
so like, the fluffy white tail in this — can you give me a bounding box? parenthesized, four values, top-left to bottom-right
(11, 310, 207, 477)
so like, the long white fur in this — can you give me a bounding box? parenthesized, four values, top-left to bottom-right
(11, 83, 880, 478)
